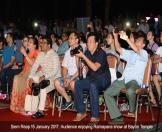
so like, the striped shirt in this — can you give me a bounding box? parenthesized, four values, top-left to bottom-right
(29, 49, 61, 80)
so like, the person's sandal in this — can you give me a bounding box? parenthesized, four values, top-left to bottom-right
(109, 116, 124, 124)
(89, 117, 99, 125)
(73, 113, 87, 121)
(61, 101, 73, 110)
(150, 100, 158, 107)
(32, 112, 44, 119)
(123, 112, 135, 118)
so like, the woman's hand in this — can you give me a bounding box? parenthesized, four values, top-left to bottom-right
(12, 64, 19, 69)
(27, 78, 34, 88)
(20, 47, 27, 57)
(112, 29, 119, 38)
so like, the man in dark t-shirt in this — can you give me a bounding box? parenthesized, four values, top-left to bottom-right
(73, 32, 111, 122)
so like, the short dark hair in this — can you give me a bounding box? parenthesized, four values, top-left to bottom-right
(71, 31, 79, 39)
(42, 35, 52, 48)
(131, 32, 139, 41)
(87, 32, 100, 43)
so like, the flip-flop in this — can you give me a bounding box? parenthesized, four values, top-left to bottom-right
(123, 112, 135, 118)
(150, 100, 158, 107)
(90, 117, 99, 124)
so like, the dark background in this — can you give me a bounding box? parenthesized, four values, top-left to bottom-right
(0, 0, 161, 21)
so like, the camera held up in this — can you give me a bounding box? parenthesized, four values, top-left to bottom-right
(70, 45, 83, 56)
(70, 45, 84, 80)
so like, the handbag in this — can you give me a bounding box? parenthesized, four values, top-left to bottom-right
(24, 94, 39, 112)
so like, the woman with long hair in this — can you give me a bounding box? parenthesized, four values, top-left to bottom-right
(10, 36, 39, 114)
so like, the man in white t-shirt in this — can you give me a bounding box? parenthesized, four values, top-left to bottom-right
(54, 32, 80, 110)
(150, 46, 162, 105)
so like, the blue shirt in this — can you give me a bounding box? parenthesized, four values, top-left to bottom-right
(119, 48, 148, 86)
(2, 44, 15, 65)
(57, 41, 69, 56)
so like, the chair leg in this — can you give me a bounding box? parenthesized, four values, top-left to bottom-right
(135, 95, 139, 124)
(59, 96, 63, 117)
(147, 93, 155, 121)
(104, 102, 107, 121)
(146, 96, 149, 113)
(52, 92, 56, 116)
(139, 97, 142, 113)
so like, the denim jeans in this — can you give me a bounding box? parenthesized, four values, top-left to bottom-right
(74, 77, 111, 118)
(1, 67, 14, 94)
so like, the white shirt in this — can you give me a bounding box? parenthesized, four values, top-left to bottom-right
(156, 47, 162, 72)
(62, 48, 78, 76)
(119, 48, 148, 85)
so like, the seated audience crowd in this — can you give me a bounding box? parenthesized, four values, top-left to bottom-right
(0, 18, 162, 124)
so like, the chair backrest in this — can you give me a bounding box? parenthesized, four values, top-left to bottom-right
(107, 55, 118, 69)
(107, 55, 118, 83)
(119, 59, 126, 69)
(143, 58, 152, 86)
